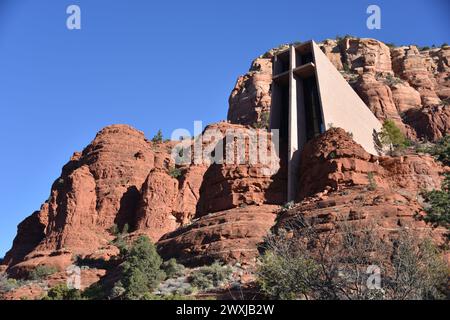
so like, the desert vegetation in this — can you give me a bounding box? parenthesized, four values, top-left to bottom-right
(257, 217, 448, 300)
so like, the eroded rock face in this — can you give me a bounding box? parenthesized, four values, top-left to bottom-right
(196, 163, 285, 215)
(390, 82, 422, 113)
(391, 46, 442, 106)
(4, 125, 164, 274)
(404, 105, 450, 141)
(275, 186, 448, 262)
(4, 121, 286, 274)
(3, 212, 47, 267)
(340, 37, 393, 74)
(296, 128, 446, 200)
(135, 168, 180, 242)
(274, 128, 448, 270)
(157, 205, 279, 266)
(228, 58, 273, 126)
(353, 73, 399, 121)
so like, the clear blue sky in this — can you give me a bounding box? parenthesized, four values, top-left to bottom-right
(0, 0, 448, 258)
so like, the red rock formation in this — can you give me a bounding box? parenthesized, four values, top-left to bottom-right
(3, 211, 47, 267)
(353, 73, 399, 120)
(228, 58, 273, 126)
(404, 105, 450, 141)
(157, 205, 279, 266)
(274, 128, 448, 268)
(135, 168, 179, 242)
(4, 125, 169, 274)
(3, 121, 285, 275)
(339, 37, 393, 74)
(296, 128, 446, 200)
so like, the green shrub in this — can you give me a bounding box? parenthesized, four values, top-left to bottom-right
(342, 62, 351, 73)
(151, 129, 164, 143)
(162, 258, 186, 279)
(0, 275, 21, 293)
(110, 223, 131, 255)
(428, 135, 450, 166)
(42, 284, 83, 300)
(258, 250, 318, 300)
(189, 262, 232, 290)
(29, 265, 58, 280)
(281, 201, 294, 211)
(109, 224, 120, 236)
(168, 167, 182, 179)
(118, 236, 166, 300)
(423, 174, 450, 230)
(82, 282, 106, 300)
(382, 74, 403, 86)
(257, 219, 448, 300)
(142, 293, 192, 300)
(379, 120, 408, 154)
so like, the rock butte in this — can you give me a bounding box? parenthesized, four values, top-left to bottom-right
(1, 38, 449, 292)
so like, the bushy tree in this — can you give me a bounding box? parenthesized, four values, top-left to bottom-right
(42, 284, 82, 300)
(423, 174, 450, 230)
(162, 258, 186, 279)
(379, 120, 408, 154)
(151, 129, 164, 143)
(258, 245, 318, 299)
(428, 135, 450, 166)
(118, 236, 166, 300)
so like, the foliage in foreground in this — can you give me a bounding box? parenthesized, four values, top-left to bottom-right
(42, 284, 83, 300)
(427, 135, 450, 166)
(113, 235, 166, 300)
(257, 218, 448, 300)
(189, 262, 233, 291)
(423, 174, 450, 230)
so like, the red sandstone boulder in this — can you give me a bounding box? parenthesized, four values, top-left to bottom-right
(157, 205, 279, 266)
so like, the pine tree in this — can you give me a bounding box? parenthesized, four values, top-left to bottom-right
(151, 129, 163, 143)
(119, 236, 165, 300)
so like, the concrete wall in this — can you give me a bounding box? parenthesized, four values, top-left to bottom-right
(312, 41, 382, 155)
